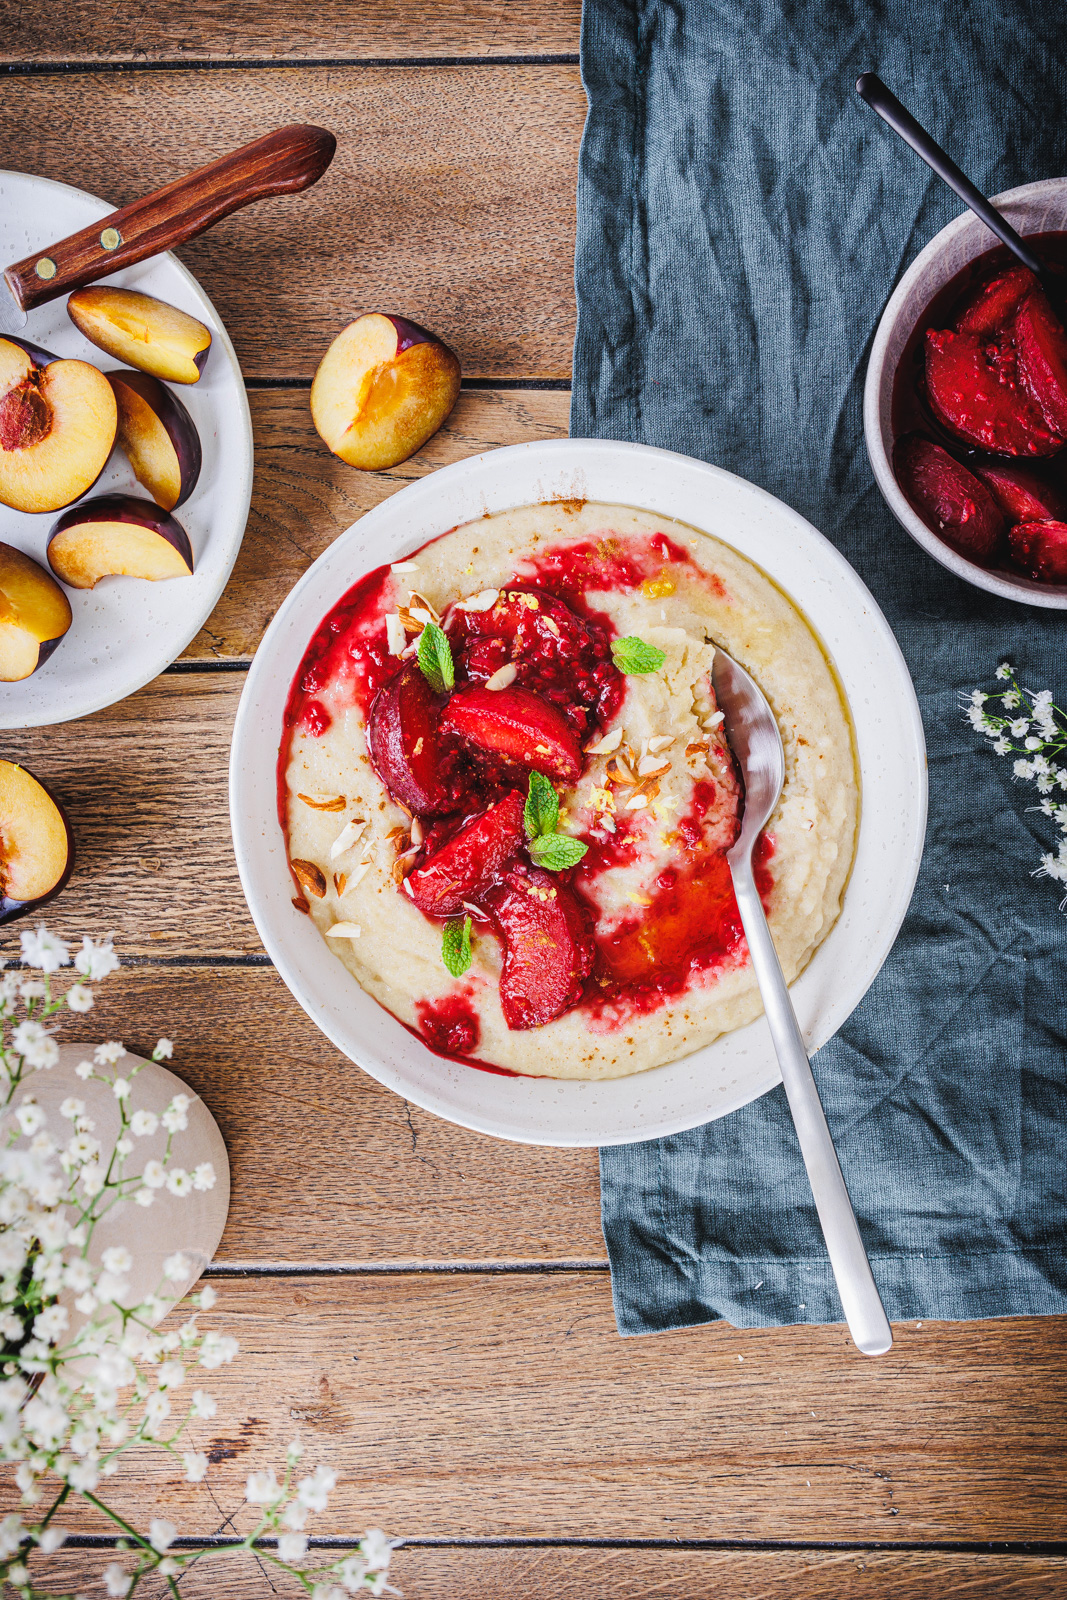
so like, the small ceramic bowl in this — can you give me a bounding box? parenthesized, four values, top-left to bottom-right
(864, 176, 1067, 608)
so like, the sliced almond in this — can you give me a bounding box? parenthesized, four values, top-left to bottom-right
(610, 755, 638, 785)
(291, 859, 327, 898)
(325, 922, 362, 939)
(702, 710, 725, 730)
(330, 819, 368, 861)
(625, 794, 650, 811)
(390, 561, 419, 573)
(454, 589, 500, 613)
(292, 895, 310, 914)
(397, 607, 423, 635)
(648, 734, 676, 754)
(333, 871, 347, 896)
(586, 726, 623, 756)
(402, 877, 415, 898)
(385, 613, 406, 656)
(409, 590, 441, 623)
(297, 793, 346, 812)
(347, 862, 372, 890)
(392, 847, 419, 885)
(485, 662, 518, 691)
(601, 816, 617, 834)
(542, 616, 561, 638)
(409, 606, 435, 627)
(637, 756, 671, 778)
(461, 900, 490, 921)
(410, 816, 425, 847)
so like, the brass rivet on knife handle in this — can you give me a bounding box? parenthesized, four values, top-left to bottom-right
(4, 123, 337, 313)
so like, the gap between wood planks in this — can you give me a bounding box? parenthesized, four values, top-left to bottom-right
(0, 55, 580, 73)
(44, 1534, 1067, 1556)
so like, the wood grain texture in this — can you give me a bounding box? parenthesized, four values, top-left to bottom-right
(0, 0, 582, 62)
(13, 1277, 1067, 1541)
(0, 964, 604, 1265)
(0, 69, 583, 379)
(187, 387, 571, 659)
(28, 1548, 1067, 1600)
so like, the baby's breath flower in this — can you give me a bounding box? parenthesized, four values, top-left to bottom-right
(133, 1187, 155, 1208)
(149, 1518, 177, 1553)
(102, 1247, 132, 1276)
(18, 981, 45, 1001)
(193, 1162, 216, 1191)
(74, 1059, 94, 1080)
(199, 1333, 238, 1370)
(298, 1463, 338, 1512)
(111, 1077, 131, 1101)
(197, 1284, 217, 1311)
(20, 927, 70, 973)
(59, 1097, 84, 1121)
(279, 1530, 310, 1561)
(163, 1252, 190, 1282)
(66, 985, 94, 1013)
(247, 1467, 285, 1505)
(103, 1564, 132, 1598)
(74, 936, 119, 981)
(130, 1109, 158, 1137)
(190, 1388, 217, 1419)
(166, 1169, 193, 1197)
(93, 1042, 126, 1067)
(142, 1160, 167, 1190)
(153, 1038, 174, 1061)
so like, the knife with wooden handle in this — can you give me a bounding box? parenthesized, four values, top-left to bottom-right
(0, 123, 336, 325)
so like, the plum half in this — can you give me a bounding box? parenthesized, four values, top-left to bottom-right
(479, 866, 595, 1030)
(1008, 520, 1067, 584)
(108, 370, 202, 511)
(441, 685, 583, 783)
(0, 338, 117, 514)
(0, 542, 72, 681)
(68, 287, 212, 385)
(923, 326, 1063, 458)
(310, 313, 461, 471)
(0, 761, 74, 924)
(48, 494, 193, 590)
(893, 435, 1006, 565)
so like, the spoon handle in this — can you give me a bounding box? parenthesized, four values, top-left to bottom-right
(855, 72, 1045, 279)
(730, 856, 893, 1356)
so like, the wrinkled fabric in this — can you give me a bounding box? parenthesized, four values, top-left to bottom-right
(575, 0, 1067, 1333)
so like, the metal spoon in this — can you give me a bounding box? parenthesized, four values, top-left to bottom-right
(855, 71, 1049, 288)
(712, 648, 892, 1357)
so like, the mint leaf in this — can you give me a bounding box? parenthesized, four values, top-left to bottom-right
(611, 635, 667, 675)
(442, 915, 472, 978)
(529, 833, 589, 872)
(417, 621, 455, 694)
(524, 771, 559, 840)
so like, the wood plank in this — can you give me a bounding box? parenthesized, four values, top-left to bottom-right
(18, 1277, 1067, 1542)
(31, 1547, 1067, 1599)
(0, 0, 582, 63)
(0, 69, 583, 379)
(188, 387, 571, 659)
(0, 962, 604, 1264)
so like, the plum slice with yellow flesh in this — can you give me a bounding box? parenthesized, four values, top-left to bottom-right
(479, 866, 595, 1030)
(1008, 520, 1067, 584)
(48, 494, 193, 590)
(310, 312, 461, 471)
(407, 790, 525, 916)
(1014, 291, 1067, 438)
(893, 435, 1005, 564)
(367, 658, 470, 816)
(0, 338, 117, 514)
(441, 685, 583, 783)
(68, 287, 211, 385)
(971, 460, 1067, 524)
(0, 542, 72, 681)
(0, 761, 73, 924)
(924, 326, 1063, 457)
(108, 370, 202, 510)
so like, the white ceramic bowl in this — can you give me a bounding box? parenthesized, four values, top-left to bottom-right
(230, 440, 927, 1148)
(0, 170, 253, 727)
(864, 176, 1067, 608)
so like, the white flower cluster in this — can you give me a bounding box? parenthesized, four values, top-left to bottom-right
(0, 928, 397, 1599)
(966, 664, 1067, 901)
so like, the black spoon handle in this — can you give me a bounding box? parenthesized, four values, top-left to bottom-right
(855, 71, 1045, 279)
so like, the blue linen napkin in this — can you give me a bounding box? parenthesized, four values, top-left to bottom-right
(574, 0, 1067, 1333)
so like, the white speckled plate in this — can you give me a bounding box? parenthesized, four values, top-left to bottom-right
(0, 170, 253, 727)
(230, 440, 927, 1147)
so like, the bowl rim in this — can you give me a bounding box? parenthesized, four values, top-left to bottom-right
(863, 175, 1067, 609)
(230, 437, 928, 1147)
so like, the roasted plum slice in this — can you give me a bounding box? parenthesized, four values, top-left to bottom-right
(108, 370, 202, 511)
(955, 265, 1039, 336)
(923, 326, 1063, 457)
(447, 586, 620, 737)
(48, 495, 194, 589)
(407, 789, 525, 917)
(0, 337, 117, 513)
(367, 658, 470, 816)
(1014, 291, 1067, 439)
(0, 760, 74, 924)
(1008, 520, 1067, 584)
(971, 461, 1067, 524)
(441, 684, 583, 784)
(68, 287, 211, 385)
(479, 866, 595, 1030)
(0, 542, 72, 681)
(893, 435, 1006, 564)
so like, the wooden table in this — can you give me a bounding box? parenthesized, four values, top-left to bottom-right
(1, 6, 1065, 1596)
